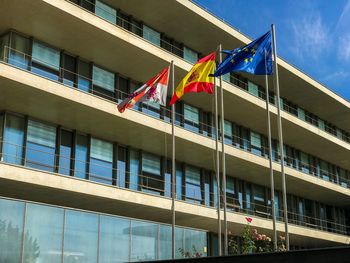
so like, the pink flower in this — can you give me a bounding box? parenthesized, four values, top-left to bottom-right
(257, 234, 262, 240)
(245, 217, 253, 223)
(252, 229, 258, 235)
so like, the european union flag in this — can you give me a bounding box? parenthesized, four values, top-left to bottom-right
(214, 31, 272, 76)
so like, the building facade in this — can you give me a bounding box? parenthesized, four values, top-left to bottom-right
(0, 0, 349, 262)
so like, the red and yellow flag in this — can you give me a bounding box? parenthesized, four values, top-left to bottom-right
(169, 52, 216, 105)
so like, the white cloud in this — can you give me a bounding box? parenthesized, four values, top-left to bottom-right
(338, 34, 350, 62)
(320, 70, 350, 82)
(289, 13, 329, 60)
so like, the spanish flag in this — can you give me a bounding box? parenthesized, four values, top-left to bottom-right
(169, 52, 216, 105)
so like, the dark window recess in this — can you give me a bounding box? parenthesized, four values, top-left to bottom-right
(62, 54, 76, 87)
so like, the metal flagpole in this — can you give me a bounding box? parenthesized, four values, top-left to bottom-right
(214, 69, 222, 256)
(271, 24, 290, 250)
(171, 60, 176, 259)
(264, 50, 277, 251)
(218, 44, 228, 256)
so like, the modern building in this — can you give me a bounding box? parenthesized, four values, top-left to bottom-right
(0, 0, 349, 262)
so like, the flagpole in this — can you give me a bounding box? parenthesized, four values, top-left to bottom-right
(214, 69, 222, 256)
(170, 60, 176, 259)
(265, 50, 277, 251)
(218, 44, 228, 256)
(271, 24, 290, 250)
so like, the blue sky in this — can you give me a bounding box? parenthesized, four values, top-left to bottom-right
(196, 0, 350, 101)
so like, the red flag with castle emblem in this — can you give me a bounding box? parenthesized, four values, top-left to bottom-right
(118, 66, 169, 113)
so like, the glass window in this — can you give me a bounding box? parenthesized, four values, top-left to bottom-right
(176, 163, 183, 200)
(159, 225, 172, 260)
(320, 161, 329, 181)
(0, 114, 3, 155)
(130, 221, 158, 261)
(164, 160, 171, 197)
(222, 73, 230, 83)
(248, 81, 259, 97)
(63, 210, 98, 263)
(81, 0, 94, 12)
(0, 199, 24, 263)
(117, 146, 127, 187)
(129, 149, 139, 190)
(117, 11, 130, 30)
(297, 107, 305, 121)
(224, 120, 232, 144)
(130, 19, 142, 36)
(99, 215, 130, 263)
(26, 120, 56, 172)
(183, 46, 198, 64)
(203, 171, 211, 207)
(31, 41, 60, 81)
(253, 185, 267, 215)
(339, 169, 348, 188)
(250, 131, 262, 155)
(183, 229, 207, 257)
(92, 65, 115, 92)
(117, 76, 128, 102)
(300, 152, 310, 174)
(24, 203, 64, 263)
(89, 138, 113, 184)
(141, 152, 162, 194)
(74, 134, 88, 179)
(95, 0, 117, 24)
(185, 165, 202, 203)
(184, 104, 199, 132)
(58, 130, 73, 175)
(0, 33, 9, 61)
(77, 60, 91, 92)
(143, 25, 160, 46)
(9, 32, 30, 69)
(318, 119, 325, 131)
(3, 114, 25, 165)
(62, 54, 76, 87)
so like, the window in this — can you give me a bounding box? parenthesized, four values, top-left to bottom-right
(58, 130, 73, 175)
(117, 76, 128, 102)
(77, 60, 91, 92)
(80, 0, 94, 12)
(26, 120, 56, 172)
(92, 65, 115, 98)
(184, 104, 199, 132)
(226, 177, 239, 210)
(250, 131, 262, 156)
(320, 161, 330, 181)
(99, 215, 130, 262)
(164, 160, 171, 197)
(184, 46, 198, 64)
(129, 149, 139, 190)
(141, 152, 162, 194)
(62, 54, 76, 87)
(130, 18, 142, 36)
(24, 203, 64, 263)
(143, 25, 160, 46)
(95, 0, 117, 24)
(8, 32, 30, 69)
(89, 138, 113, 184)
(185, 166, 202, 203)
(63, 210, 98, 263)
(130, 221, 158, 261)
(176, 163, 183, 200)
(203, 170, 211, 207)
(0, 114, 3, 156)
(339, 169, 348, 188)
(253, 185, 267, 216)
(3, 114, 25, 165)
(248, 81, 259, 97)
(0, 33, 9, 61)
(31, 41, 60, 81)
(74, 134, 88, 179)
(117, 11, 130, 30)
(300, 152, 310, 174)
(0, 199, 25, 262)
(297, 107, 305, 121)
(117, 146, 127, 187)
(224, 120, 232, 145)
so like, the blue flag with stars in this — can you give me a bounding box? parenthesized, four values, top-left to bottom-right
(214, 31, 272, 76)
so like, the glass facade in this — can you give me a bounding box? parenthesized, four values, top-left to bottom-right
(0, 198, 208, 262)
(0, 110, 349, 235)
